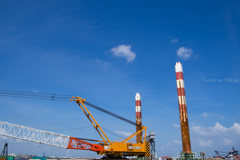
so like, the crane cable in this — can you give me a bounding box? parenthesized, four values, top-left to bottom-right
(85, 101, 137, 126)
(0, 89, 70, 101)
(0, 89, 138, 126)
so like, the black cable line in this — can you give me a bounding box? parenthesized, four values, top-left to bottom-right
(0, 94, 61, 101)
(0, 89, 72, 97)
(218, 151, 228, 154)
(93, 126, 100, 141)
(40, 126, 92, 131)
(0, 89, 138, 126)
(0, 90, 71, 101)
(0, 94, 69, 101)
(85, 101, 137, 126)
(101, 126, 126, 139)
(0, 92, 70, 99)
(74, 137, 102, 142)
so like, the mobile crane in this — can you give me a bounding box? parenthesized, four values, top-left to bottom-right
(70, 96, 150, 158)
(0, 92, 150, 158)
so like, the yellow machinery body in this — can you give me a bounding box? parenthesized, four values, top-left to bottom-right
(98, 141, 150, 157)
(71, 96, 150, 157)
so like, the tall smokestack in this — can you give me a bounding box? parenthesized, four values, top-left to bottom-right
(135, 93, 142, 143)
(175, 62, 191, 153)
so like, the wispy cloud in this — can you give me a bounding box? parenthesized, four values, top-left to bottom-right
(94, 59, 111, 70)
(198, 139, 213, 147)
(171, 38, 178, 44)
(174, 124, 180, 128)
(223, 138, 232, 145)
(115, 131, 132, 137)
(201, 112, 212, 117)
(163, 140, 182, 147)
(174, 140, 181, 144)
(110, 45, 136, 62)
(32, 89, 38, 93)
(177, 47, 193, 60)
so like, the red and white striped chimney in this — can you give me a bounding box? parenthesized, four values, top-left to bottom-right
(135, 93, 141, 120)
(175, 62, 187, 122)
(135, 93, 142, 143)
(175, 62, 191, 153)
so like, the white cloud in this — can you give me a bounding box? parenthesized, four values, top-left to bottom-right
(191, 122, 240, 147)
(161, 123, 240, 157)
(174, 140, 181, 144)
(212, 122, 228, 133)
(94, 59, 111, 70)
(115, 131, 132, 137)
(177, 47, 193, 60)
(222, 138, 232, 145)
(229, 123, 240, 133)
(110, 45, 136, 62)
(162, 140, 182, 148)
(192, 122, 228, 136)
(198, 139, 212, 147)
(171, 38, 178, 44)
(174, 124, 180, 128)
(201, 112, 212, 117)
(191, 125, 212, 136)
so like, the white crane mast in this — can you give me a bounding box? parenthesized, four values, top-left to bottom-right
(0, 121, 70, 148)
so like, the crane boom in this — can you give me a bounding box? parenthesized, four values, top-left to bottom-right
(0, 121, 103, 152)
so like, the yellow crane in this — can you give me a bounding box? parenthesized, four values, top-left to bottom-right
(0, 89, 151, 158)
(71, 96, 150, 158)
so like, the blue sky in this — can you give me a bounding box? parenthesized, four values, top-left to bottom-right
(0, 0, 240, 158)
